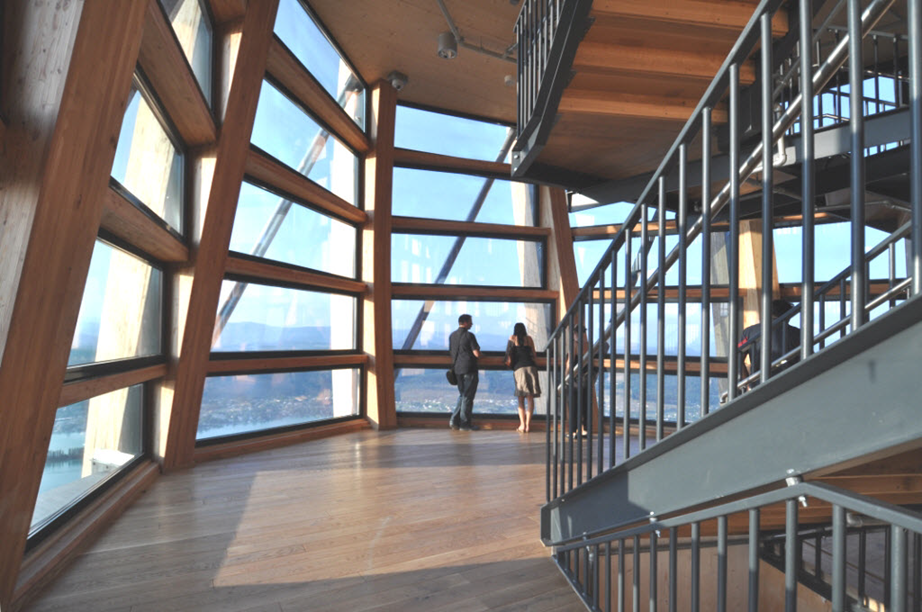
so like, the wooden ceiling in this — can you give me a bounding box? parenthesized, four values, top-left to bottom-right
(308, 0, 521, 125)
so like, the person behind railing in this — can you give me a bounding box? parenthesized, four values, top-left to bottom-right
(738, 298, 800, 389)
(504, 322, 541, 433)
(449, 313, 481, 431)
(567, 324, 608, 439)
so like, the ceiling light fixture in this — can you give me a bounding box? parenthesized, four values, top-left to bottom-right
(437, 31, 458, 60)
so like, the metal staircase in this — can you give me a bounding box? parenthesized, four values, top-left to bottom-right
(519, 0, 922, 608)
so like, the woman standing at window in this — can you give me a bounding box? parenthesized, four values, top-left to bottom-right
(505, 322, 541, 433)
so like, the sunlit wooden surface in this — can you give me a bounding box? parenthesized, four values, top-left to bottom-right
(24, 429, 583, 612)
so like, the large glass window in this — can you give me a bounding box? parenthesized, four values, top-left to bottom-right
(392, 234, 544, 287)
(393, 168, 531, 225)
(395, 368, 548, 416)
(197, 368, 360, 440)
(157, 0, 213, 105)
(273, 0, 365, 128)
(251, 80, 358, 206)
(395, 105, 510, 161)
(111, 81, 184, 233)
(230, 181, 357, 277)
(32, 386, 144, 532)
(69, 240, 162, 366)
(392, 300, 553, 352)
(212, 280, 356, 352)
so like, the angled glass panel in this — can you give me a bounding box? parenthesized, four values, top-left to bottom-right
(69, 240, 162, 366)
(32, 385, 143, 532)
(274, 0, 365, 128)
(212, 280, 356, 352)
(395, 368, 548, 416)
(393, 167, 531, 225)
(392, 234, 544, 287)
(251, 80, 358, 206)
(111, 83, 184, 233)
(230, 181, 357, 277)
(395, 105, 509, 161)
(157, 0, 213, 105)
(392, 300, 553, 352)
(197, 368, 360, 440)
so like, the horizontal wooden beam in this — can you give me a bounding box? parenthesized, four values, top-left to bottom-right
(391, 284, 558, 301)
(560, 89, 728, 122)
(224, 254, 367, 294)
(245, 146, 367, 225)
(394, 148, 513, 180)
(207, 0, 247, 23)
(139, 0, 216, 147)
(59, 364, 169, 407)
(101, 187, 189, 263)
(265, 37, 369, 154)
(574, 42, 756, 84)
(571, 212, 844, 240)
(208, 352, 368, 374)
(590, 0, 787, 37)
(392, 216, 550, 239)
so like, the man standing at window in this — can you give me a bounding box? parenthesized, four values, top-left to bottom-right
(449, 314, 481, 431)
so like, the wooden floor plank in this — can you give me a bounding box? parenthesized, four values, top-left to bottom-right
(23, 430, 577, 612)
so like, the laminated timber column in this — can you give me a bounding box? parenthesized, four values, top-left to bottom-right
(739, 219, 780, 330)
(0, 1, 147, 607)
(161, 0, 279, 470)
(362, 82, 398, 430)
(543, 187, 582, 316)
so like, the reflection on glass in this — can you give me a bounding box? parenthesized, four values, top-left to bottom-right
(111, 86, 184, 232)
(395, 106, 509, 161)
(197, 369, 360, 440)
(393, 167, 530, 225)
(569, 200, 636, 227)
(392, 234, 544, 287)
(395, 368, 547, 416)
(273, 0, 365, 128)
(392, 300, 553, 352)
(70, 241, 162, 366)
(212, 280, 355, 351)
(157, 0, 213, 105)
(230, 182, 356, 277)
(32, 386, 143, 531)
(251, 80, 357, 206)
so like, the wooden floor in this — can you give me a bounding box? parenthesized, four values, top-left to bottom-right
(23, 429, 584, 612)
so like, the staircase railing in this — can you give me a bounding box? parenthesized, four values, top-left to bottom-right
(544, 0, 922, 507)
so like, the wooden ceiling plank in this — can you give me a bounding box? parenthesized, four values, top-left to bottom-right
(590, 0, 787, 37)
(266, 37, 370, 154)
(139, 0, 217, 147)
(560, 90, 729, 123)
(574, 42, 756, 84)
(101, 187, 189, 263)
(224, 254, 367, 294)
(245, 147, 368, 225)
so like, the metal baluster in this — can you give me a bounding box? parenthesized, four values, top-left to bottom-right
(657, 178, 666, 442)
(896, 35, 904, 108)
(750, 509, 760, 612)
(610, 246, 618, 468)
(801, 0, 816, 360)
(819, 293, 827, 349)
(624, 229, 633, 462)
(887, 527, 894, 610)
(691, 522, 700, 612)
(634, 535, 641, 612)
(786, 499, 799, 612)
(547, 334, 553, 503)
(640, 207, 649, 449)
(728, 63, 741, 400)
(619, 538, 626, 612)
(551, 335, 558, 500)
(835, 31, 842, 121)
(598, 265, 605, 476)
(840, 278, 848, 337)
(567, 319, 575, 492)
(893, 525, 908, 612)
(815, 533, 823, 580)
(669, 527, 678, 612)
(701, 109, 712, 416)
(891, 243, 897, 308)
(910, 0, 922, 295)
(587, 284, 594, 481)
(650, 531, 658, 612)
(832, 505, 846, 612)
(577, 307, 585, 485)
(849, 0, 867, 331)
(606, 541, 612, 612)
(859, 528, 867, 604)
(678, 144, 687, 428)
(718, 515, 728, 612)
(913, 533, 920, 612)
(761, 12, 775, 385)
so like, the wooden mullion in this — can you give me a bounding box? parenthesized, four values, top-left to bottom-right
(245, 146, 367, 225)
(163, 0, 280, 471)
(391, 284, 557, 301)
(545, 187, 582, 320)
(394, 147, 512, 180)
(392, 215, 550, 239)
(59, 364, 169, 407)
(0, 2, 148, 605)
(265, 36, 369, 154)
(139, 0, 217, 147)
(101, 186, 189, 263)
(207, 0, 247, 23)
(208, 353, 367, 374)
(224, 254, 366, 294)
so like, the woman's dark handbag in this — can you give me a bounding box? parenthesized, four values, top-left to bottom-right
(446, 369, 458, 385)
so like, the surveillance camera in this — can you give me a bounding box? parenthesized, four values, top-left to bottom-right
(386, 70, 408, 91)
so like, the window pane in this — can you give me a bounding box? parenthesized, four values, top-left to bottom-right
(158, 0, 213, 105)
(251, 80, 358, 206)
(393, 168, 530, 225)
(111, 86, 184, 232)
(392, 300, 553, 351)
(213, 280, 356, 351)
(230, 182, 356, 277)
(197, 369, 360, 440)
(70, 241, 162, 366)
(569, 199, 636, 227)
(392, 234, 544, 287)
(274, 0, 365, 128)
(395, 368, 548, 416)
(395, 106, 509, 161)
(33, 386, 143, 531)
